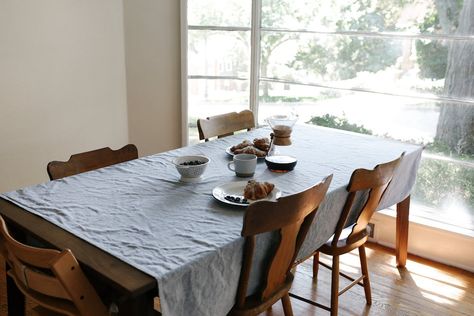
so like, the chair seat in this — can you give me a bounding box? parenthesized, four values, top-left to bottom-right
(228, 274, 294, 316)
(318, 226, 368, 256)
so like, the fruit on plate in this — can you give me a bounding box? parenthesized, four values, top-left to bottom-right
(224, 195, 249, 204)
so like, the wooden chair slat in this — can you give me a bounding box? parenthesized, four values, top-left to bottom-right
(9, 271, 80, 316)
(346, 152, 404, 244)
(262, 220, 302, 300)
(51, 250, 109, 316)
(1, 216, 61, 268)
(197, 110, 255, 141)
(9, 258, 70, 299)
(47, 144, 138, 180)
(347, 159, 402, 192)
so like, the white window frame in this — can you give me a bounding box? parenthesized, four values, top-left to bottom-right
(180, 0, 188, 145)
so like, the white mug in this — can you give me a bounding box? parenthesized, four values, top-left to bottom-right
(227, 154, 257, 177)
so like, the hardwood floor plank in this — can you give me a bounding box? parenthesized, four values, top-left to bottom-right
(276, 243, 474, 316)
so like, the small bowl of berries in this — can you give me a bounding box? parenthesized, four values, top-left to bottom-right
(173, 155, 210, 182)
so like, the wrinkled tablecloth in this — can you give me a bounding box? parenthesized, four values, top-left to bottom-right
(1, 124, 422, 316)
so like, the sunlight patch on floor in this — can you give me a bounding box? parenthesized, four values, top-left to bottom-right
(406, 260, 467, 289)
(420, 291, 457, 306)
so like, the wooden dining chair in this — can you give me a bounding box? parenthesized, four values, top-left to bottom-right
(0, 215, 108, 316)
(197, 110, 255, 141)
(300, 153, 404, 316)
(47, 144, 138, 180)
(229, 174, 333, 316)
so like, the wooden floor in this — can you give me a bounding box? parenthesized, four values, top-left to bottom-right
(1, 243, 473, 315)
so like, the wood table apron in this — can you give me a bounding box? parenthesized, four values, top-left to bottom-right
(0, 198, 158, 316)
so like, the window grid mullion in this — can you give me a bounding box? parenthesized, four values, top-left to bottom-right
(188, 75, 248, 81)
(260, 27, 474, 42)
(260, 77, 474, 106)
(249, 0, 262, 124)
(188, 25, 251, 32)
(181, 0, 189, 146)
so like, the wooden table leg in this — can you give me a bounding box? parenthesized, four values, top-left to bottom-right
(6, 262, 25, 316)
(396, 195, 410, 267)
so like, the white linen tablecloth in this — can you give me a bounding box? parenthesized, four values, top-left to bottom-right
(1, 124, 422, 316)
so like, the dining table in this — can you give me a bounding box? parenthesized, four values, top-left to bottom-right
(0, 124, 423, 316)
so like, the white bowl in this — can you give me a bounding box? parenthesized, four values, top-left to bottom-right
(172, 155, 210, 182)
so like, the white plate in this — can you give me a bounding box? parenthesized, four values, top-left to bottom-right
(212, 181, 281, 207)
(225, 146, 267, 159)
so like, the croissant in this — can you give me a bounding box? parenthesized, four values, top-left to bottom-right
(244, 180, 275, 200)
(231, 140, 252, 152)
(253, 137, 270, 151)
(234, 146, 267, 157)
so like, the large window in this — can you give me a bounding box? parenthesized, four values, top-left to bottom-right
(183, 0, 474, 232)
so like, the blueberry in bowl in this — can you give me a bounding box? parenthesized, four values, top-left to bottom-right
(172, 155, 210, 183)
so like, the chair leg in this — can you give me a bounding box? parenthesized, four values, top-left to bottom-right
(281, 293, 293, 316)
(330, 255, 340, 316)
(358, 245, 372, 305)
(312, 252, 319, 280)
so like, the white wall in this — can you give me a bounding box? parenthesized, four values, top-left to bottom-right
(371, 212, 474, 272)
(123, 0, 182, 156)
(0, 1, 129, 192)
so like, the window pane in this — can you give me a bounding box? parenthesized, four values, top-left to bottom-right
(261, 0, 466, 36)
(188, 79, 250, 144)
(259, 81, 474, 230)
(258, 82, 439, 142)
(260, 32, 474, 102)
(188, 30, 250, 78)
(188, 0, 251, 27)
(413, 156, 474, 231)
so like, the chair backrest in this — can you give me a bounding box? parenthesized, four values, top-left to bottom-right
(0, 216, 108, 316)
(197, 110, 255, 141)
(332, 153, 405, 246)
(235, 175, 333, 307)
(47, 144, 138, 180)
